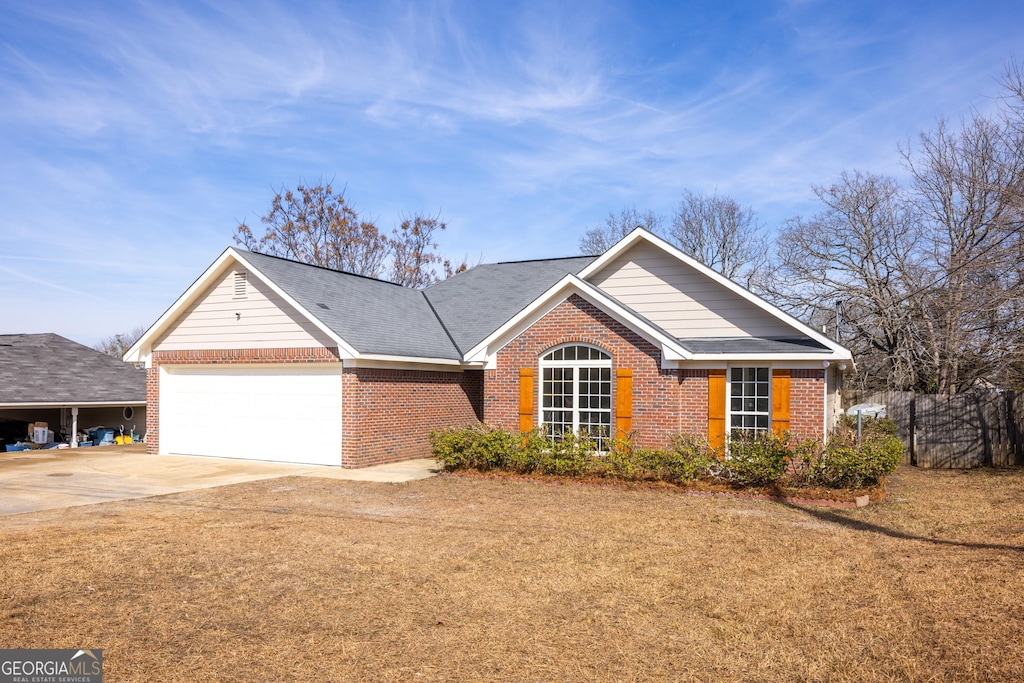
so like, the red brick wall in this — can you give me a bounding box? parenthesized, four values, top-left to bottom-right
(145, 339, 827, 465)
(485, 294, 682, 447)
(789, 369, 826, 440)
(147, 347, 341, 455)
(480, 295, 829, 447)
(679, 369, 709, 438)
(341, 368, 482, 468)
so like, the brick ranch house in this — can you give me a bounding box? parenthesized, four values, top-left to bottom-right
(125, 228, 853, 468)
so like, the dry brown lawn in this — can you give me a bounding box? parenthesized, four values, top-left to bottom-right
(2, 465, 1023, 682)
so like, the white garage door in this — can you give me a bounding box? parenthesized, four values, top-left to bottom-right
(160, 365, 343, 466)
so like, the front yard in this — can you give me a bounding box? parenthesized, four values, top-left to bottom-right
(2, 466, 1023, 681)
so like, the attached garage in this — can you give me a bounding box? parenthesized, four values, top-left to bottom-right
(159, 365, 343, 466)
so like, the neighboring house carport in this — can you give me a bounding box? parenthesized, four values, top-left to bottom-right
(0, 334, 146, 449)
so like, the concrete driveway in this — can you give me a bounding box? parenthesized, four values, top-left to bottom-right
(0, 444, 438, 516)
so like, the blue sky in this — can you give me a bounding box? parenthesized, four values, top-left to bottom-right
(1, 0, 1021, 346)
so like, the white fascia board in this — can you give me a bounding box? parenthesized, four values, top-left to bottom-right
(123, 248, 357, 366)
(577, 228, 854, 359)
(343, 355, 463, 372)
(689, 352, 852, 363)
(465, 274, 691, 363)
(667, 358, 854, 371)
(0, 401, 147, 408)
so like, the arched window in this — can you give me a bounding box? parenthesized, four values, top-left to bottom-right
(539, 344, 613, 449)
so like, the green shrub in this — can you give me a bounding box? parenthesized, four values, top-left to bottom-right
(723, 431, 790, 486)
(538, 430, 592, 477)
(595, 435, 705, 482)
(433, 422, 901, 492)
(471, 427, 519, 471)
(784, 438, 826, 487)
(507, 429, 546, 474)
(786, 419, 903, 489)
(600, 439, 641, 480)
(430, 423, 517, 471)
(430, 424, 481, 471)
(664, 435, 718, 482)
(815, 429, 903, 488)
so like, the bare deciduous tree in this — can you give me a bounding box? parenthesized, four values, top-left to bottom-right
(670, 190, 769, 290)
(770, 172, 922, 391)
(234, 182, 388, 277)
(901, 109, 1024, 392)
(389, 212, 467, 288)
(578, 205, 664, 255)
(94, 324, 147, 360)
(771, 60, 1024, 393)
(235, 181, 466, 288)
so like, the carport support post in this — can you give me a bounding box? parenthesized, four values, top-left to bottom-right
(71, 406, 79, 448)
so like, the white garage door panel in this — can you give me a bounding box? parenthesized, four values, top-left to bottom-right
(161, 366, 342, 466)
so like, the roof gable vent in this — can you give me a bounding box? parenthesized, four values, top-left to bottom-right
(233, 271, 248, 299)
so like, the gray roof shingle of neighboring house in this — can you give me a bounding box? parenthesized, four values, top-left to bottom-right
(423, 256, 598, 353)
(0, 333, 146, 405)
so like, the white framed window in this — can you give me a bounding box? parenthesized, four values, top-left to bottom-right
(728, 366, 770, 435)
(540, 344, 613, 450)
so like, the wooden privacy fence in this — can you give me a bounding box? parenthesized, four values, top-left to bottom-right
(844, 390, 1024, 469)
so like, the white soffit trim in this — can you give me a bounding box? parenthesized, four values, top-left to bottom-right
(577, 228, 853, 360)
(668, 358, 853, 370)
(343, 356, 463, 372)
(463, 274, 691, 363)
(689, 352, 850, 362)
(123, 248, 356, 365)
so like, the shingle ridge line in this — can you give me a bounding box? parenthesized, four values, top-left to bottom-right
(420, 290, 464, 357)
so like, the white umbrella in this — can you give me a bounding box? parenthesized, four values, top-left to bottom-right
(846, 402, 887, 418)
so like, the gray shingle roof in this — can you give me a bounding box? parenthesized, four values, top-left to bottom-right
(677, 337, 832, 354)
(423, 256, 597, 353)
(240, 251, 462, 359)
(235, 250, 829, 360)
(0, 333, 146, 405)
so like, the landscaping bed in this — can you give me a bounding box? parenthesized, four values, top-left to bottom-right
(450, 467, 887, 506)
(431, 416, 904, 503)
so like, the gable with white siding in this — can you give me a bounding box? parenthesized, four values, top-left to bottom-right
(586, 241, 797, 339)
(152, 265, 337, 352)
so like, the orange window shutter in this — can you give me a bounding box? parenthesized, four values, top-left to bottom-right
(772, 369, 791, 435)
(615, 368, 633, 439)
(708, 369, 726, 451)
(519, 368, 535, 432)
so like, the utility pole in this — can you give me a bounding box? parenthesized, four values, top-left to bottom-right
(834, 299, 843, 343)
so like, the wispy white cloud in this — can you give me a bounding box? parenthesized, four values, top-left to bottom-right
(1, 0, 1022, 342)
